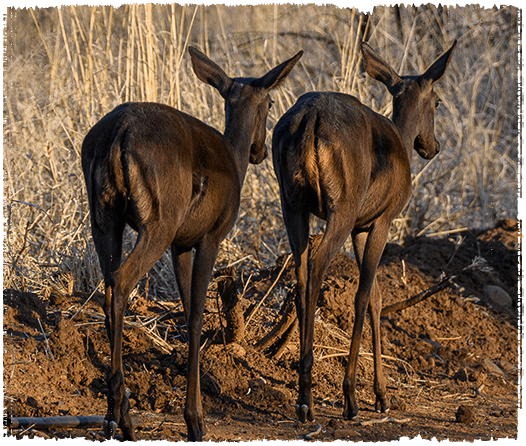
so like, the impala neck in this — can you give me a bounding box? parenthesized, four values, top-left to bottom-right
(392, 107, 417, 159)
(223, 108, 256, 186)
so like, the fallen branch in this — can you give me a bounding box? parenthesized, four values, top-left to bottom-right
(8, 415, 141, 430)
(254, 286, 297, 355)
(381, 276, 455, 316)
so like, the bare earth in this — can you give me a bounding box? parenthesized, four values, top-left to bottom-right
(3, 219, 519, 441)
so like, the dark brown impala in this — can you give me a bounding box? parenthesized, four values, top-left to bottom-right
(272, 41, 456, 423)
(82, 47, 302, 441)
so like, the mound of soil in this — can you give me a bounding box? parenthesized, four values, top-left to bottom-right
(3, 220, 519, 441)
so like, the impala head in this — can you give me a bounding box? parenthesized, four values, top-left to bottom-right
(361, 41, 456, 160)
(189, 47, 303, 165)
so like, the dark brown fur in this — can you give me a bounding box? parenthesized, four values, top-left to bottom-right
(272, 41, 456, 423)
(82, 47, 302, 441)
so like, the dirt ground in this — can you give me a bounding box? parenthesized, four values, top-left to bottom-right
(3, 219, 520, 441)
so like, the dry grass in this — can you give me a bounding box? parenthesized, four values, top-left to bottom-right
(3, 4, 519, 300)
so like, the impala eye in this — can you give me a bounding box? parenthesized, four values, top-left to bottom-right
(269, 99, 274, 110)
(435, 99, 441, 108)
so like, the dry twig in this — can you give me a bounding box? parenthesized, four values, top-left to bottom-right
(305, 423, 322, 440)
(381, 276, 455, 316)
(245, 253, 292, 326)
(37, 317, 54, 360)
(358, 416, 411, 426)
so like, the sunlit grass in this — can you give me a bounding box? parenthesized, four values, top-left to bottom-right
(3, 4, 518, 299)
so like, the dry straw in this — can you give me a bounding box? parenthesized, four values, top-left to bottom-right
(4, 4, 518, 302)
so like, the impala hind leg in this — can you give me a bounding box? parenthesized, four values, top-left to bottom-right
(294, 212, 352, 423)
(105, 227, 174, 440)
(183, 237, 220, 441)
(90, 216, 125, 342)
(352, 230, 389, 414)
(368, 278, 389, 414)
(343, 227, 389, 420)
(282, 206, 311, 421)
(90, 218, 127, 438)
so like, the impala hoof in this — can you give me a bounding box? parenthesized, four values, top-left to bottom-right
(376, 402, 390, 414)
(342, 403, 359, 421)
(103, 419, 118, 439)
(295, 404, 311, 423)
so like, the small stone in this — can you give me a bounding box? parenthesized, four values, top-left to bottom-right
(484, 285, 512, 309)
(333, 429, 355, 439)
(227, 343, 246, 358)
(482, 358, 507, 378)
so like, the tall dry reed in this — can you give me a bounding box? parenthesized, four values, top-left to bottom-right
(3, 4, 518, 300)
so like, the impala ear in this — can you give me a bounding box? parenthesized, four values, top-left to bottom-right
(251, 50, 303, 91)
(418, 40, 457, 86)
(189, 46, 234, 98)
(361, 42, 403, 96)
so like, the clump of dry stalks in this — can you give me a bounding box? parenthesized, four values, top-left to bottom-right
(4, 5, 518, 310)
